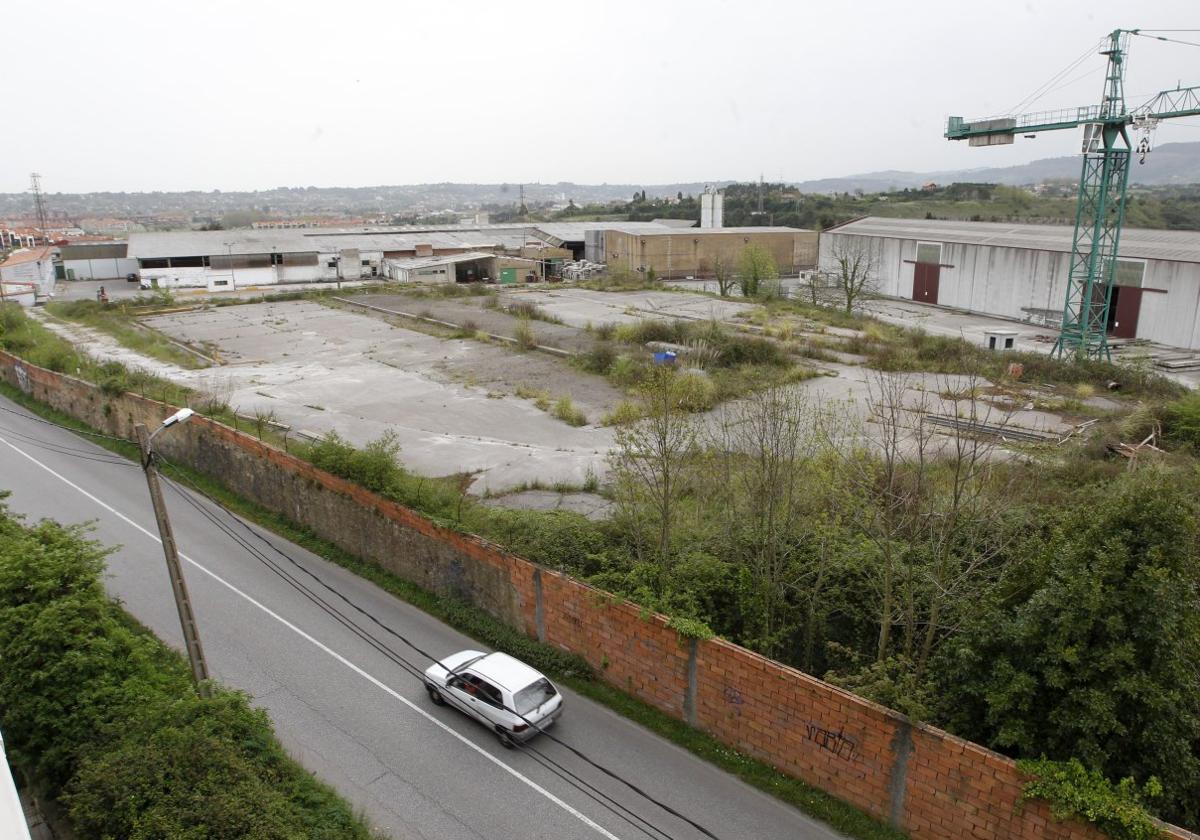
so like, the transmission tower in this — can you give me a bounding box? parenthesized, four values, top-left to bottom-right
(29, 173, 49, 243)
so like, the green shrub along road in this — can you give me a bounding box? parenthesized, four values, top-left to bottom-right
(0, 497, 377, 840)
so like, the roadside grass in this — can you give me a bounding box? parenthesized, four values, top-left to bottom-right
(45, 299, 208, 369)
(0, 379, 908, 840)
(0, 303, 194, 406)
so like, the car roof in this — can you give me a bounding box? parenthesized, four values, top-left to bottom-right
(468, 652, 544, 691)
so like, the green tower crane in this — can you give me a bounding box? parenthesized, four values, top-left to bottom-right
(946, 29, 1200, 360)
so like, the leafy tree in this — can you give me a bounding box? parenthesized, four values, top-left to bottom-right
(736, 245, 778, 298)
(935, 468, 1200, 827)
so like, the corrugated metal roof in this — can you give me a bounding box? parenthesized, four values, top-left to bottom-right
(531, 221, 678, 243)
(127, 230, 317, 258)
(607, 225, 810, 236)
(382, 251, 496, 270)
(127, 229, 515, 258)
(306, 231, 509, 252)
(831, 217, 1200, 263)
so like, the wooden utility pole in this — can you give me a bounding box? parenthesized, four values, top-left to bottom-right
(135, 422, 211, 696)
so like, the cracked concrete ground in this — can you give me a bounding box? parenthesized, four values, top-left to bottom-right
(138, 301, 616, 494)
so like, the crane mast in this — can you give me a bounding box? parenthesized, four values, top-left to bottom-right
(945, 30, 1200, 360)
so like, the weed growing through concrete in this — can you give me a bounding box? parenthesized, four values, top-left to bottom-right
(552, 396, 588, 427)
(513, 319, 538, 351)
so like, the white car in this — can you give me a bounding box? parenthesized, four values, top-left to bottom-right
(424, 650, 563, 747)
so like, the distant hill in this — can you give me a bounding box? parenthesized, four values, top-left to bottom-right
(0, 144, 1195, 221)
(791, 141, 1200, 193)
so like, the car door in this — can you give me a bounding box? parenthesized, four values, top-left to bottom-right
(446, 673, 506, 729)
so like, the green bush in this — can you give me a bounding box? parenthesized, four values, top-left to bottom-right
(578, 342, 617, 374)
(670, 371, 718, 412)
(1163, 392, 1200, 448)
(0, 501, 372, 839)
(308, 430, 401, 493)
(1018, 758, 1165, 840)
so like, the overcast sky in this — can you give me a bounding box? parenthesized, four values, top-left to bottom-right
(5, 0, 1198, 193)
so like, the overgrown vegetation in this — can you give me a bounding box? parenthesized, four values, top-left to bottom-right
(577, 316, 814, 412)
(285, 370, 1200, 829)
(0, 497, 375, 839)
(1019, 758, 1167, 840)
(46, 299, 208, 369)
(0, 303, 194, 405)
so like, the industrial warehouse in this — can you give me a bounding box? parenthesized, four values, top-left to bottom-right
(819, 216, 1200, 350)
(121, 221, 820, 290)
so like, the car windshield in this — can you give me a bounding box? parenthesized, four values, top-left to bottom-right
(513, 678, 557, 715)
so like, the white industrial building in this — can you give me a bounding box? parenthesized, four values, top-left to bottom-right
(0, 247, 57, 301)
(58, 241, 139, 280)
(820, 217, 1200, 350)
(124, 222, 693, 290)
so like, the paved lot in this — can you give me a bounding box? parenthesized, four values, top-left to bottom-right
(141, 301, 616, 494)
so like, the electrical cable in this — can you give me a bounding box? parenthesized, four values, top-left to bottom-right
(1007, 38, 1104, 115)
(155, 460, 725, 840)
(1131, 31, 1200, 49)
(0, 401, 132, 442)
(0, 423, 135, 466)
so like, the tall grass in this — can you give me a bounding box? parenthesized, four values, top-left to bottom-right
(46, 300, 207, 369)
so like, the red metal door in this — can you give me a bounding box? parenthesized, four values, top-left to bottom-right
(1109, 287, 1142, 339)
(913, 263, 940, 304)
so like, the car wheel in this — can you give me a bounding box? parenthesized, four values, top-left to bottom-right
(495, 726, 515, 749)
(427, 685, 445, 706)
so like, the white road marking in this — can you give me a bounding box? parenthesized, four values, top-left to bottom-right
(0, 434, 623, 840)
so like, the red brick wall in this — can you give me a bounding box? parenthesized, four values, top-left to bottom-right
(1, 351, 1193, 840)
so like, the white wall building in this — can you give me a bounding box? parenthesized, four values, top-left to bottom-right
(0, 247, 57, 300)
(128, 230, 333, 291)
(59, 242, 139, 280)
(820, 217, 1200, 350)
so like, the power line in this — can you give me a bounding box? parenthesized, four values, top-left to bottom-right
(1131, 31, 1200, 49)
(0, 402, 133, 442)
(0, 422, 134, 466)
(1007, 37, 1105, 114)
(155, 460, 726, 840)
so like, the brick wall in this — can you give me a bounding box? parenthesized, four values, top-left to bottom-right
(1, 350, 1193, 840)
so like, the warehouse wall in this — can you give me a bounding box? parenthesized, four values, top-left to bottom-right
(819, 232, 1200, 349)
(2, 349, 1195, 840)
(606, 230, 818, 278)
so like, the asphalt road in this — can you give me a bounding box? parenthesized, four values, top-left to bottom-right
(0, 393, 847, 840)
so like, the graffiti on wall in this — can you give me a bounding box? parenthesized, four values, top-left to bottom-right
(14, 362, 29, 394)
(804, 721, 859, 762)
